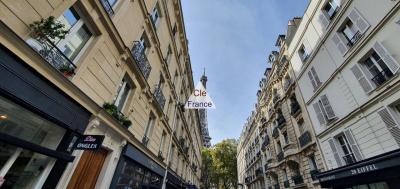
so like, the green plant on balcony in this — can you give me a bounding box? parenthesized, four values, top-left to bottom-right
(103, 103, 132, 128)
(29, 16, 68, 41)
(58, 64, 75, 77)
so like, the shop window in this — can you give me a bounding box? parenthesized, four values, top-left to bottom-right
(56, 6, 92, 62)
(351, 42, 399, 93)
(114, 158, 162, 188)
(0, 96, 66, 150)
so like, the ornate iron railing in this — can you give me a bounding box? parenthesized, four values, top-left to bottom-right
(153, 85, 166, 109)
(299, 131, 312, 148)
(131, 41, 152, 79)
(27, 37, 76, 76)
(343, 153, 357, 165)
(346, 31, 362, 47)
(100, 0, 114, 16)
(371, 69, 393, 87)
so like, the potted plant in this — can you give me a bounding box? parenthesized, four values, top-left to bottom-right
(59, 64, 74, 77)
(102, 103, 132, 128)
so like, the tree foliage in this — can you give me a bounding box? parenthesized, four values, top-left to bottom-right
(201, 139, 238, 189)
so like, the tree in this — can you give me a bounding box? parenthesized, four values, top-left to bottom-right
(201, 139, 238, 189)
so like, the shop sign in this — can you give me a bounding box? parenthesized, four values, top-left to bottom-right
(74, 135, 105, 150)
(350, 164, 378, 175)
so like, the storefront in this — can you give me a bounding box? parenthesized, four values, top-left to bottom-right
(316, 149, 400, 189)
(110, 144, 187, 189)
(0, 45, 91, 188)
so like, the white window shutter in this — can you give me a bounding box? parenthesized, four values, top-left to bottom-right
(311, 67, 322, 86)
(319, 12, 330, 29)
(348, 8, 370, 34)
(377, 108, 400, 146)
(308, 71, 318, 90)
(313, 102, 326, 125)
(332, 33, 349, 55)
(350, 64, 373, 93)
(328, 138, 343, 167)
(320, 94, 336, 120)
(373, 42, 400, 74)
(343, 129, 363, 161)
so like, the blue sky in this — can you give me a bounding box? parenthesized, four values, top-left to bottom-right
(181, 0, 308, 144)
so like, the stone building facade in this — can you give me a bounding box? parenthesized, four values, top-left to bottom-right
(0, 0, 202, 188)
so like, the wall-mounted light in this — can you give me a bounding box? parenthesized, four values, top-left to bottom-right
(0, 115, 7, 119)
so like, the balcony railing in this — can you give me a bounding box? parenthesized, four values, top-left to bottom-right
(131, 41, 152, 79)
(343, 154, 357, 165)
(371, 69, 393, 87)
(284, 180, 290, 188)
(346, 31, 362, 47)
(153, 85, 166, 109)
(277, 152, 284, 162)
(299, 131, 312, 148)
(310, 169, 320, 181)
(292, 175, 304, 185)
(100, 0, 114, 16)
(27, 37, 76, 77)
(290, 102, 301, 116)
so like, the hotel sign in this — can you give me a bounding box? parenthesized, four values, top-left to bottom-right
(74, 135, 105, 150)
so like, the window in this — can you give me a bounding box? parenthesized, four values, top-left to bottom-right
(377, 107, 400, 148)
(139, 33, 150, 55)
(282, 131, 289, 145)
(351, 42, 399, 92)
(56, 7, 92, 62)
(165, 45, 172, 64)
(143, 112, 156, 146)
(323, 0, 339, 19)
(328, 130, 363, 167)
(312, 94, 336, 125)
(298, 44, 310, 62)
(172, 24, 177, 37)
(332, 9, 370, 55)
(170, 145, 175, 164)
(166, 97, 173, 116)
(276, 141, 282, 153)
(308, 155, 318, 171)
(307, 67, 322, 91)
(100, 0, 118, 16)
(159, 131, 166, 155)
(297, 119, 306, 134)
(151, 3, 161, 29)
(114, 76, 132, 112)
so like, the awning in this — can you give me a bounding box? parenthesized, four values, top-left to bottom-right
(316, 149, 400, 188)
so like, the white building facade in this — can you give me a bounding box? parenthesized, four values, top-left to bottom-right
(287, 0, 400, 188)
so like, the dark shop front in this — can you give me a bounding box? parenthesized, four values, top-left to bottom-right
(0, 45, 91, 188)
(110, 144, 187, 189)
(317, 149, 400, 189)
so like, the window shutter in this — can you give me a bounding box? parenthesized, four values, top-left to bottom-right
(373, 42, 400, 74)
(348, 8, 370, 34)
(311, 67, 322, 86)
(320, 94, 336, 120)
(308, 71, 318, 90)
(313, 102, 326, 125)
(343, 129, 363, 161)
(319, 12, 330, 29)
(377, 108, 400, 146)
(350, 64, 373, 93)
(332, 33, 349, 55)
(328, 138, 343, 167)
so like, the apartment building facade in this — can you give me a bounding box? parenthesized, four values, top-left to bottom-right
(0, 0, 202, 188)
(237, 17, 326, 189)
(286, 0, 400, 188)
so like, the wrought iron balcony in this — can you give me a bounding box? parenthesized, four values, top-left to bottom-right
(27, 37, 76, 77)
(371, 69, 393, 87)
(277, 152, 284, 162)
(299, 131, 312, 148)
(292, 175, 304, 185)
(343, 154, 357, 165)
(272, 127, 279, 138)
(153, 85, 166, 109)
(131, 41, 152, 79)
(284, 180, 290, 188)
(310, 169, 320, 181)
(346, 31, 362, 47)
(290, 102, 301, 116)
(100, 0, 114, 16)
